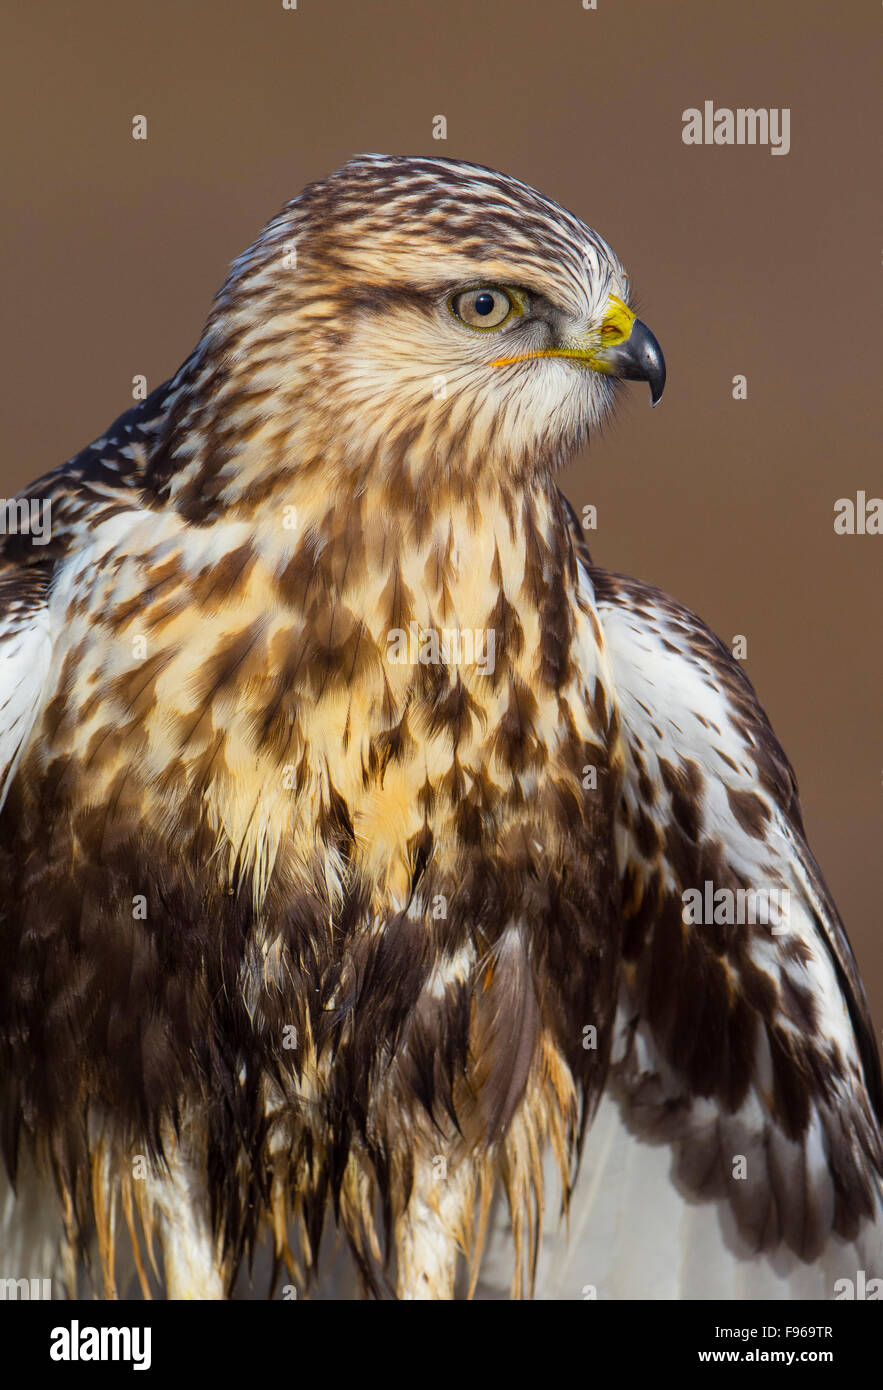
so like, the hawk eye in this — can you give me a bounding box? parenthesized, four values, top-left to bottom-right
(448, 286, 516, 330)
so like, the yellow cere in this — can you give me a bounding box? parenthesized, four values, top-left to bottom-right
(599, 295, 635, 346)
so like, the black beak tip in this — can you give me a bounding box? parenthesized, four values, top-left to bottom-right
(613, 316, 666, 407)
(636, 322, 666, 408)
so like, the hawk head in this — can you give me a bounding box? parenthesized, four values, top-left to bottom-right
(163, 154, 664, 513)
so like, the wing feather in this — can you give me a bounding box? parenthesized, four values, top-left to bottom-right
(480, 508, 882, 1297)
(583, 560, 881, 1290)
(0, 569, 52, 811)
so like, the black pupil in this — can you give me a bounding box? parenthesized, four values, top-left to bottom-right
(474, 292, 495, 316)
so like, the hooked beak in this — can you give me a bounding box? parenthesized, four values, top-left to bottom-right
(490, 294, 666, 407)
(596, 303, 666, 407)
(580, 294, 666, 406)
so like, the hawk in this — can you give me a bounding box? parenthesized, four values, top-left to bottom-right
(0, 155, 880, 1301)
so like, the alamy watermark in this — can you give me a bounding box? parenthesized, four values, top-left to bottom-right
(50, 1320, 151, 1370)
(0, 497, 51, 545)
(682, 103, 790, 156)
(0, 1276, 52, 1299)
(386, 622, 495, 675)
(682, 881, 791, 934)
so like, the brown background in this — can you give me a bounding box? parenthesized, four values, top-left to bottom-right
(2, 2, 880, 1024)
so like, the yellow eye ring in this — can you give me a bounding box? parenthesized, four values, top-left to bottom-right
(447, 286, 523, 331)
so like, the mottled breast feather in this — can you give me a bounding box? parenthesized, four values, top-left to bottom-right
(0, 428, 623, 1300)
